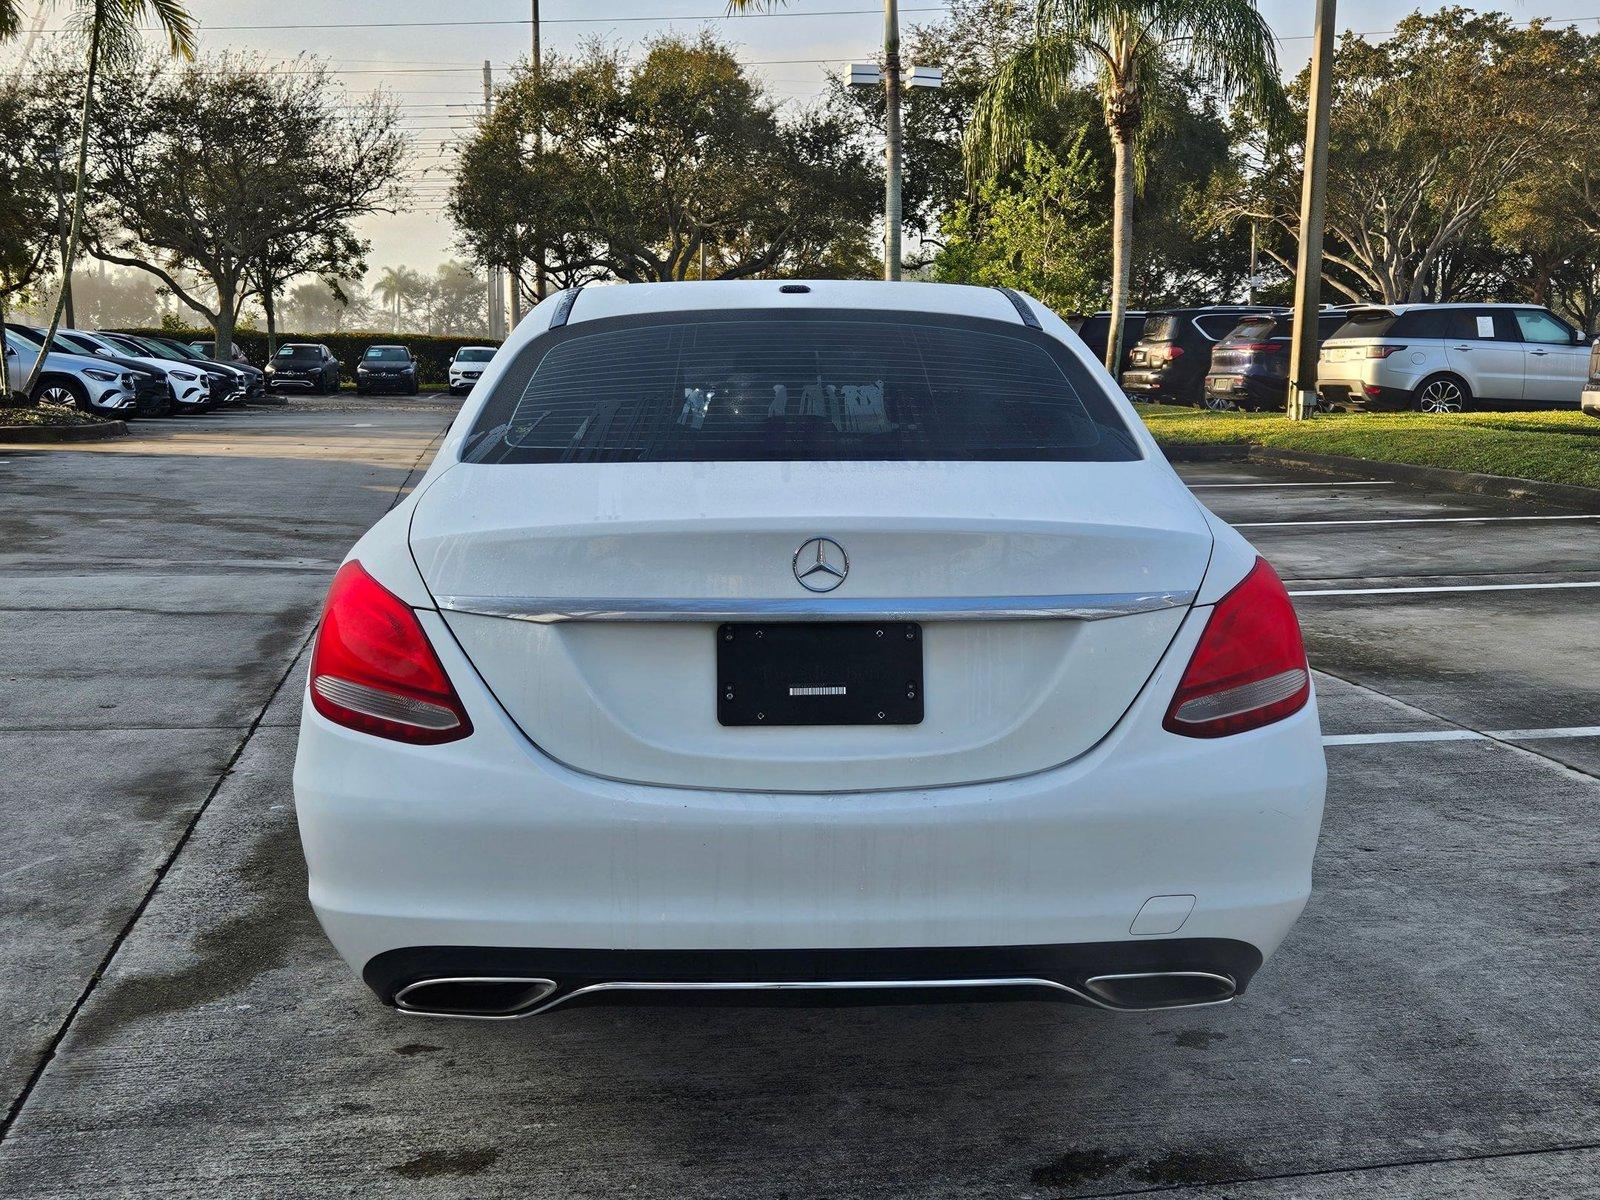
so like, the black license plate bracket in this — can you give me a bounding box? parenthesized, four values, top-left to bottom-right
(716, 622, 924, 726)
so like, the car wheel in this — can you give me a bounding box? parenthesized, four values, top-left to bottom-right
(33, 377, 88, 412)
(1201, 394, 1236, 412)
(1414, 375, 1469, 414)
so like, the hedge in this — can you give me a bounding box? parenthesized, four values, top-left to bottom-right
(119, 327, 502, 388)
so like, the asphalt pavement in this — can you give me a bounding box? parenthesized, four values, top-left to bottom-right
(0, 410, 1595, 1198)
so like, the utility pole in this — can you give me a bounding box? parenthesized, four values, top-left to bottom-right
(1287, 0, 1336, 421)
(882, 0, 903, 281)
(1247, 222, 1258, 306)
(52, 146, 74, 329)
(483, 60, 504, 339)
(530, 0, 547, 304)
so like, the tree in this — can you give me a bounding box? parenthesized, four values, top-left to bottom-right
(933, 137, 1108, 310)
(423, 261, 489, 336)
(970, 0, 1282, 370)
(81, 53, 406, 359)
(1217, 12, 1596, 306)
(280, 278, 372, 333)
(21, 0, 196, 397)
(0, 77, 58, 400)
(373, 265, 426, 332)
(450, 34, 879, 285)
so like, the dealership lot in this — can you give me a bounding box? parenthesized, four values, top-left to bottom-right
(0, 413, 1595, 1198)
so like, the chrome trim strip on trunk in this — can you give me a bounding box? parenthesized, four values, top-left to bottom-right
(433, 590, 1196, 625)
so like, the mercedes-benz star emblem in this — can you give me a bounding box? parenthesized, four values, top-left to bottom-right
(793, 537, 849, 592)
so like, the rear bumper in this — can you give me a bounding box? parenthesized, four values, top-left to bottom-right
(1317, 378, 1412, 410)
(1204, 373, 1284, 410)
(294, 606, 1327, 1004)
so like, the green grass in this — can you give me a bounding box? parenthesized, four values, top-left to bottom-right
(0, 402, 107, 428)
(1135, 403, 1600, 490)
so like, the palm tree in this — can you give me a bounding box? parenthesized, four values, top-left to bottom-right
(970, 0, 1282, 371)
(20, 0, 197, 399)
(373, 266, 424, 332)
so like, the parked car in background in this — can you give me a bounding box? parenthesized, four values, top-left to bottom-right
(147, 335, 266, 403)
(96, 332, 223, 411)
(448, 346, 496, 395)
(1071, 311, 1148, 374)
(356, 344, 419, 395)
(190, 340, 251, 366)
(43, 328, 176, 416)
(1318, 303, 1591, 412)
(1203, 311, 1349, 411)
(267, 343, 341, 394)
(1121, 307, 1286, 405)
(3, 328, 146, 415)
(1582, 334, 1600, 418)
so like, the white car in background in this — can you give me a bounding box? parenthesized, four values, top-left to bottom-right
(448, 345, 496, 395)
(294, 280, 1326, 1021)
(3, 328, 144, 414)
(1318, 302, 1591, 412)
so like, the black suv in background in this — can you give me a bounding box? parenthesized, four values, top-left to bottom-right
(1071, 311, 1148, 373)
(1203, 311, 1349, 411)
(356, 345, 419, 395)
(268, 343, 341, 394)
(1120, 306, 1285, 405)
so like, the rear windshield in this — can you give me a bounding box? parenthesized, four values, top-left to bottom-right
(455, 348, 495, 363)
(462, 312, 1140, 465)
(1221, 318, 1278, 343)
(1140, 315, 1177, 341)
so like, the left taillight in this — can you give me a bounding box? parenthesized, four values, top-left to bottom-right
(1163, 557, 1310, 738)
(309, 561, 472, 744)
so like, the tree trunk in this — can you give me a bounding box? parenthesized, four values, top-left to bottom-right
(0, 293, 11, 402)
(1105, 131, 1135, 375)
(264, 285, 278, 358)
(25, 3, 101, 396)
(882, 0, 903, 281)
(214, 291, 235, 386)
(509, 254, 523, 327)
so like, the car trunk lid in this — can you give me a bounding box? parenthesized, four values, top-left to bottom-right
(409, 460, 1213, 792)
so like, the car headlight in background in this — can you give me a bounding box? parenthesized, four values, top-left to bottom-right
(83, 368, 118, 381)
(265, 364, 276, 374)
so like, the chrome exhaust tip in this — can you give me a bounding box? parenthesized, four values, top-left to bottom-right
(1082, 970, 1236, 1010)
(393, 976, 558, 1019)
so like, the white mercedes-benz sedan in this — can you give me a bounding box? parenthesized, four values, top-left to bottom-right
(293, 280, 1325, 1020)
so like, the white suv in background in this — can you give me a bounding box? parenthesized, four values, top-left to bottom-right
(1318, 303, 1591, 412)
(448, 346, 496, 395)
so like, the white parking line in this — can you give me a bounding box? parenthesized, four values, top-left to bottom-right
(1189, 480, 1393, 489)
(1326, 725, 1600, 746)
(1238, 514, 1600, 528)
(1290, 581, 1600, 598)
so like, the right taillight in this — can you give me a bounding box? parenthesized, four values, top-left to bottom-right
(1164, 558, 1310, 738)
(1365, 344, 1407, 359)
(309, 561, 472, 744)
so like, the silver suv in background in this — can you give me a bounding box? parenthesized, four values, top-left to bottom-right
(1318, 303, 1591, 412)
(3, 328, 145, 414)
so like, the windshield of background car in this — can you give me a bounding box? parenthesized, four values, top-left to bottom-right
(456, 348, 495, 363)
(462, 312, 1142, 465)
(1329, 310, 1401, 340)
(1140, 315, 1177, 341)
(279, 346, 320, 360)
(365, 347, 408, 361)
(1220, 318, 1276, 344)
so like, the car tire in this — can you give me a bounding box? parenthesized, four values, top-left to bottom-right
(1413, 374, 1470, 414)
(32, 376, 89, 412)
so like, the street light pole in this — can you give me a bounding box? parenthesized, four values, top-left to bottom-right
(531, 0, 548, 303)
(882, 0, 903, 281)
(483, 61, 504, 339)
(1287, 0, 1336, 421)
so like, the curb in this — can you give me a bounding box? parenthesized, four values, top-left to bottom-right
(1158, 441, 1600, 508)
(0, 420, 128, 444)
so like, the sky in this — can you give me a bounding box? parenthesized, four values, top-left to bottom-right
(7, 0, 1600, 288)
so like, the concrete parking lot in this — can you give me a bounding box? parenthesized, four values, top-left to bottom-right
(0, 409, 1595, 1198)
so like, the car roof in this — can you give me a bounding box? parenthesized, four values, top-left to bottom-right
(454, 345, 496, 351)
(564, 280, 1026, 327)
(366, 343, 408, 350)
(1345, 302, 1548, 315)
